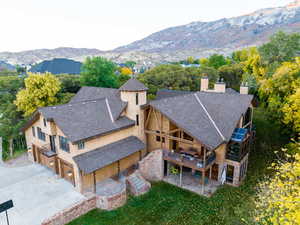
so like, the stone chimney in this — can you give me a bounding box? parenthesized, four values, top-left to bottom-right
(240, 82, 249, 95)
(214, 78, 226, 93)
(200, 76, 209, 91)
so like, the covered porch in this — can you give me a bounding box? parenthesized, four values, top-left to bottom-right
(73, 136, 145, 194)
(163, 150, 220, 197)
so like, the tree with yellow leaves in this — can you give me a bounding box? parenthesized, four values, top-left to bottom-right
(258, 58, 300, 133)
(120, 67, 133, 76)
(14, 72, 61, 116)
(255, 148, 300, 225)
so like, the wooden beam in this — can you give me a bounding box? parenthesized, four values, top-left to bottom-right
(145, 107, 153, 128)
(79, 170, 84, 194)
(144, 130, 194, 145)
(93, 171, 96, 194)
(153, 109, 161, 131)
(168, 128, 181, 134)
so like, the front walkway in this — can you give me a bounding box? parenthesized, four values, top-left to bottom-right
(163, 172, 221, 197)
(0, 157, 86, 225)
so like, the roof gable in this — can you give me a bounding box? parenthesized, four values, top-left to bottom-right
(39, 97, 134, 143)
(119, 78, 148, 91)
(149, 91, 253, 149)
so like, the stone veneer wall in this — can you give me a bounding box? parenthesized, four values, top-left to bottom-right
(41, 193, 96, 225)
(139, 149, 164, 181)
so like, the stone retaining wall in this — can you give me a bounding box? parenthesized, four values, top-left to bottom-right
(41, 193, 96, 225)
(97, 187, 127, 210)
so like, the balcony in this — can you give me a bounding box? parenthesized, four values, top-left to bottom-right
(163, 149, 216, 170)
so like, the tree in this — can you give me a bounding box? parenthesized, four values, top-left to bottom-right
(120, 67, 133, 76)
(14, 72, 61, 116)
(207, 54, 228, 69)
(259, 58, 300, 134)
(138, 64, 219, 96)
(187, 56, 195, 65)
(218, 63, 244, 90)
(57, 74, 81, 93)
(0, 76, 25, 157)
(255, 149, 300, 225)
(282, 87, 300, 133)
(259, 31, 300, 64)
(80, 57, 118, 88)
(118, 74, 131, 87)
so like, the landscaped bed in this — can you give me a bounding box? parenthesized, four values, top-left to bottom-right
(68, 108, 288, 225)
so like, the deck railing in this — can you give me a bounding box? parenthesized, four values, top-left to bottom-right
(163, 150, 216, 169)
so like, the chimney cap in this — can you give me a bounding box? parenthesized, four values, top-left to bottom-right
(216, 78, 225, 84)
(241, 82, 248, 87)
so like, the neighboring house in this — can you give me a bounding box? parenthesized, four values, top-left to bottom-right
(22, 77, 254, 195)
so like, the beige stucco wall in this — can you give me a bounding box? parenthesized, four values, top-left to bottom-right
(120, 90, 147, 143)
(24, 113, 145, 192)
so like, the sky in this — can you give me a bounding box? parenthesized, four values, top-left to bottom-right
(0, 0, 290, 52)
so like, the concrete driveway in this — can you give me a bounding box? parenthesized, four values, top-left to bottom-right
(0, 163, 86, 225)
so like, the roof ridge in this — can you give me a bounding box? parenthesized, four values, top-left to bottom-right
(105, 98, 115, 123)
(39, 97, 109, 110)
(193, 93, 226, 141)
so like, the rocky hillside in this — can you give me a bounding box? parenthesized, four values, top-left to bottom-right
(0, 1, 300, 66)
(115, 0, 300, 53)
(0, 47, 103, 66)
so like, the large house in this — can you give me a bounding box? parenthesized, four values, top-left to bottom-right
(23, 77, 254, 195)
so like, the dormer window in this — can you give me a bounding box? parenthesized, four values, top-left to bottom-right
(43, 118, 47, 127)
(136, 93, 139, 105)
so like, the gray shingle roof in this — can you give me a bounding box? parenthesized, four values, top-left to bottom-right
(39, 97, 134, 143)
(149, 91, 253, 149)
(119, 78, 148, 91)
(73, 136, 145, 174)
(70, 86, 119, 103)
(156, 89, 194, 100)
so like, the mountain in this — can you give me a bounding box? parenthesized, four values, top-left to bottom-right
(0, 47, 103, 66)
(115, 0, 300, 53)
(0, 61, 15, 71)
(0, 1, 300, 65)
(29, 58, 82, 74)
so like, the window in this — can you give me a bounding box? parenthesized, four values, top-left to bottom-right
(32, 126, 36, 137)
(43, 118, 47, 127)
(37, 127, 46, 141)
(78, 141, 85, 150)
(59, 136, 70, 152)
(136, 93, 139, 105)
(156, 131, 161, 142)
(136, 114, 139, 126)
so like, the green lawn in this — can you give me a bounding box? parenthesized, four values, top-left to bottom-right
(68, 108, 288, 225)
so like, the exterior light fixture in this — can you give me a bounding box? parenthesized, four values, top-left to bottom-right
(67, 171, 73, 177)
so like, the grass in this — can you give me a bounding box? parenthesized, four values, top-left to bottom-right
(68, 108, 289, 225)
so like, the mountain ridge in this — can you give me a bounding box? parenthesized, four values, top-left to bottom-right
(1, 1, 300, 66)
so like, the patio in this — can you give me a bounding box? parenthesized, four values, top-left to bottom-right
(163, 171, 221, 197)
